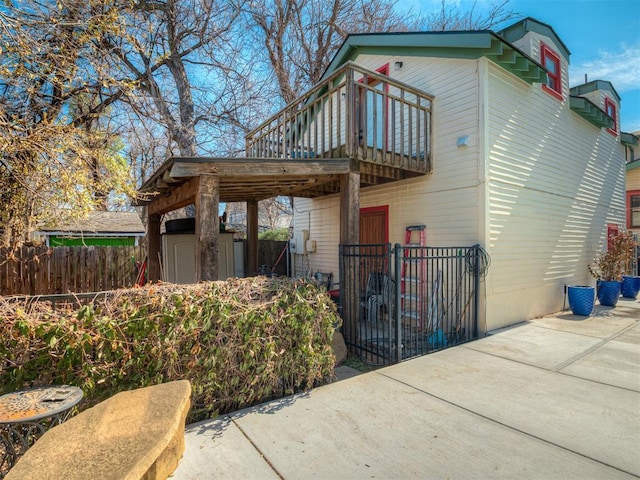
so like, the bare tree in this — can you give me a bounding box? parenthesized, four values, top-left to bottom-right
(424, 0, 518, 31)
(245, 0, 420, 104)
(95, 0, 262, 169)
(246, 0, 518, 106)
(260, 197, 293, 230)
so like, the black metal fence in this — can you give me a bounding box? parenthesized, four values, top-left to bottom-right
(339, 243, 482, 366)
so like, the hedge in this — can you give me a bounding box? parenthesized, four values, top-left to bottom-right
(0, 277, 341, 422)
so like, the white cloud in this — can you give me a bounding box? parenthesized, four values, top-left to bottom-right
(570, 45, 640, 91)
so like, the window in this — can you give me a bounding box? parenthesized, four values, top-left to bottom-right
(605, 97, 618, 136)
(627, 192, 640, 228)
(541, 43, 562, 100)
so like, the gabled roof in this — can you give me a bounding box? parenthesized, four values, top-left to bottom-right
(322, 30, 547, 85)
(498, 17, 570, 61)
(569, 80, 621, 128)
(570, 80, 621, 103)
(39, 211, 145, 235)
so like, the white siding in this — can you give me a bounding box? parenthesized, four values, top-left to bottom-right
(290, 50, 626, 332)
(485, 61, 626, 329)
(291, 196, 341, 278)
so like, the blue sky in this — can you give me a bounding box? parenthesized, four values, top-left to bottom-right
(406, 0, 640, 132)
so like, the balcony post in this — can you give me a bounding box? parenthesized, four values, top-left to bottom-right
(345, 67, 355, 158)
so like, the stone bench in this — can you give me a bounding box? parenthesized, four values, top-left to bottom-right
(6, 380, 191, 480)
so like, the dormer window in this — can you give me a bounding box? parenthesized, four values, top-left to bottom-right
(541, 43, 562, 100)
(604, 97, 618, 136)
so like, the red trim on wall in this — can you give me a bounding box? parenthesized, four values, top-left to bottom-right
(541, 42, 563, 101)
(627, 190, 640, 228)
(605, 97, 618, 136)
(376, 63, 390, 76)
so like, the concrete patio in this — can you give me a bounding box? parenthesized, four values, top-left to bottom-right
(172, 299, 640, 479)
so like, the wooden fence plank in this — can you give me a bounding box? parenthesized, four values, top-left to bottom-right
(0, 246, 146, 296)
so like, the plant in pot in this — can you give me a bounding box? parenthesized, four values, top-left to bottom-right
(588, 231, 638, 307)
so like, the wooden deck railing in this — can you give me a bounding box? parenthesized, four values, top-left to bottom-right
(246, 62, 433, 174)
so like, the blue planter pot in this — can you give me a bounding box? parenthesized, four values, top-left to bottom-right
(597, 280, 621, 307)
(567, 285, 595, 316)
(621, 275, 640, 299)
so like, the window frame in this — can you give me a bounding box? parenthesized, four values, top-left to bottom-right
(540, 42, 563, 101)
(627, 191, 640, 229)
(605, 97, 618, 136)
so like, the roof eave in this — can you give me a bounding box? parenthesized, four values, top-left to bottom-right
(322, 31, 546, 85)
(626, 159, 640, 172)
(621, 132, 638, 147)
(569, 95, 613, 129)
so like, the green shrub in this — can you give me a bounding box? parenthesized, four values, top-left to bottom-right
(258, 228, 290, 241)
(0, 277, 341, 422)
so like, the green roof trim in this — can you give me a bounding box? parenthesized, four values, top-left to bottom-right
(570, 80, 621, 102)
(322, 31, 547, 85)
(569, 96, 613, 128)
(626, 158, 640, 172)
(622, 132, 638, 147)
(499, 17, 570, 61)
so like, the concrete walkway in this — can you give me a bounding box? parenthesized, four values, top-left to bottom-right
(172, 300, 640, 479)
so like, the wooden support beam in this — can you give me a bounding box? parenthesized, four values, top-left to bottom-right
(170, 158, 351, 178)
(147, 212, 161, 282)
(247, 200, 259, 275)
(340, 170, 360, 245)
(195, 174, 219, 282)
(147, 177, 198, 216)
(339, 168, 360, 348)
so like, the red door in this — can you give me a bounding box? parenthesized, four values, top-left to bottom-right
(360, 206, 388, 245)
(360, 206, 389, 281)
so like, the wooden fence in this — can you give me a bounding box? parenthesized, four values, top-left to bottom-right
(0, 246, 146, 296)
(240, 240, 289, 277)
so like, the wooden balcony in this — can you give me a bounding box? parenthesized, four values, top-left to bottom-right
(246, 62, 434, 194)
(137, 63, 434, 282)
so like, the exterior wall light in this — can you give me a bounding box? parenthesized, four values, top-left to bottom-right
(457, 135, 470, 148)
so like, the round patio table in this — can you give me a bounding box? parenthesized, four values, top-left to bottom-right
(0, 385, 83, 477)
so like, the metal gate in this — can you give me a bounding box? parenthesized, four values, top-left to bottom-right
(338, 243, 484, 366)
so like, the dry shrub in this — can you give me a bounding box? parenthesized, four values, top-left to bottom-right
(0, 277, 341, 422)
